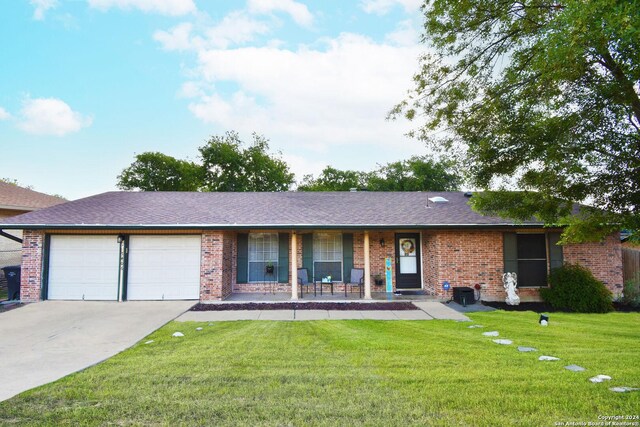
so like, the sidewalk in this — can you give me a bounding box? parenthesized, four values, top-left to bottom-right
(176, 302, 470, 322)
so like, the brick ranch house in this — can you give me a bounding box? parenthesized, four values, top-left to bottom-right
(0, 191, 623, 303)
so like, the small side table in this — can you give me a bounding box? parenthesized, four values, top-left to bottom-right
(318, 278, 334, 295)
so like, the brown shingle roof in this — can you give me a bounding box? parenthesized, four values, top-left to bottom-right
(0, 181, 66, 211)
(0, 191, 544, 229)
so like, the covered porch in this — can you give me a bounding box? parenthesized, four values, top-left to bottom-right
(229, 229, 427, 301)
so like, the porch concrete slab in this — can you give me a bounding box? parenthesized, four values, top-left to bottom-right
(392, 310, 433, 320)
(357, 310, 398, 320)
(257, 310, 295, 320)
(413, 302, 471, 321)
(327, 311, 364, 319)
(176, 311, 260, 322)
(294, 310, 329, 320)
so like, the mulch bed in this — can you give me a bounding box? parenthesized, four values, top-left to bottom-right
(484, 301, 640, 313)
(612, 302, 640, 313)
(482, 301, 557, 312)
(191, 302, 419, 311)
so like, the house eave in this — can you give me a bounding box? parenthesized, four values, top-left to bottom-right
(0, 223, 551, 231)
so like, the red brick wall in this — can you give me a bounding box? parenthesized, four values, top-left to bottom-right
(424, 230, 504, 300)
(20, 229, 45, 302)
(200, 231, 233, 301)
(423, 233, 438, 295)
(422, 230, 624, 302)
(18, 228, 622, 303)
(564, 232, 623, 297)
(365, 231, 396, 292)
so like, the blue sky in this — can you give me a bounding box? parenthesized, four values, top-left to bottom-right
(0, 0, 426, 199)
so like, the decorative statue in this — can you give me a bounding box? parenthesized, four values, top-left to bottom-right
(503, 272, 520, 306)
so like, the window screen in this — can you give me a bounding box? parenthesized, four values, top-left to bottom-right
(313, 233, 342, 281)
(517, 234, 547, 287)
(248, 233, 278, 282)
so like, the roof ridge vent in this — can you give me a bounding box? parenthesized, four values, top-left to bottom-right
(428, 196, 449, 203)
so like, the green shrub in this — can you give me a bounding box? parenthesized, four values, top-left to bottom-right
(540, 264, 613, 313)
(622, 272, 640, 307)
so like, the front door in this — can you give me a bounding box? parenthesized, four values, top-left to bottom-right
(395, 233, 421, 289)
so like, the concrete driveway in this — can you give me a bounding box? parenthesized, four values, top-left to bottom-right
(0, 300, 193, 401)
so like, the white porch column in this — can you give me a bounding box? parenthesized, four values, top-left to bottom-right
(364, 230, 372, 299)
(291, 231, 298, 300)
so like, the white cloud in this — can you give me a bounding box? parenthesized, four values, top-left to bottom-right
(88, 0, 196, 16)
(177, 81, 205, 98)
(281, 154, 327, 185)
(18, 98, 92, 136)
(154, 12, 271, 51)
(247, 0, 314, 27)
(205, 11, 271, 49)
(154, 22, 195, 51)
(360, 0, 422, 15)
(186, 33, 423, 153)
(385, 19, 419, 46)
(0, 107, 10, 121)
(30, 0, 58, 20)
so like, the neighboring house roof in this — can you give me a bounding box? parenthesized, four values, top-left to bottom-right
(0, 181, 66, 212)
(0, 191, 547, 230)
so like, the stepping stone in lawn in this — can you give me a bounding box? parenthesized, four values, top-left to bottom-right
(196, 327, 203, 331)
(172, 332, 185, 337)
(493, 339, 513, 345)
(468, 325, 484, 328)
(589, 375, 612, 383)
(565, 364, 586, 372)
(144, 340, 154, 345)
(539, 355, 560, 361)
(609, 387, 640, 393)
(483, 331, 499, 337)
(518, 346, 537, 352)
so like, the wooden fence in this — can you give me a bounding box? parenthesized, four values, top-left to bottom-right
(622, 247, 640, 283)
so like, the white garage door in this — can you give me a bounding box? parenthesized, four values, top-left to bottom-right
(48, 235, 120, 301)
(127, 235, 201, 300)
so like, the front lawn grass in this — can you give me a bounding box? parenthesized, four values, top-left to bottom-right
(1, 311, 638, 426)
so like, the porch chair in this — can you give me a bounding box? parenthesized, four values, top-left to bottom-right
(297, 268, 316, 298)
(344, 268, 364, 298)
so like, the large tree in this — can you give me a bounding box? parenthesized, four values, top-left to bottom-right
(297, 167, 365, 192)
(298, 156, 460, 192)
(117, 152, 203, 191)
(117, 133, 294, 192)
(199, 132, 294, 192)
(391, 0, 640, 241)
(366, 156, 460, 191)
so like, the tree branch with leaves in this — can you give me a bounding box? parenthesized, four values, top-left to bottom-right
(391, 0, 640, 242)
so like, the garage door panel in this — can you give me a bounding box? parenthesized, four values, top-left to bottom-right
(127, 235, 201, 300)
(48, 236, 119, 301)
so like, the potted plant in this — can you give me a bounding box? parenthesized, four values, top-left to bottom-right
(265, 262, 275, 274)
(373, 274, 384, 286)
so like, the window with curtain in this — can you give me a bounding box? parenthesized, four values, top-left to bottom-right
(248, 233, 278, 282)
(517, 233, 548, 287)
(313, 233, 342, 281)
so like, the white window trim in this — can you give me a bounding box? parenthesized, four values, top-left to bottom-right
(248, 232, 279, 283)
(313, 232, 343, 282)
